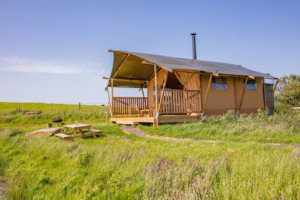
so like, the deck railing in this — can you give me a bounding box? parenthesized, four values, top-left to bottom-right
(112, 97, 148, 115)
(112, 89, 201, 116)
(159, 89, 201, 114)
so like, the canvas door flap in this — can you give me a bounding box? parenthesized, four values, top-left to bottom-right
(174, 71, 200, 90)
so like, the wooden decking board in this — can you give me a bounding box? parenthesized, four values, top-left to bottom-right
(116, 121, 139, 125)
(111, 117, 155, 123)
(111, 115, 200, 125)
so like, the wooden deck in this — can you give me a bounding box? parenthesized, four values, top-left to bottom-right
(110, 115, 200, 125)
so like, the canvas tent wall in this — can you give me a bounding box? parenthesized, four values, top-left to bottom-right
(146, 70, 265, 115)
(106, 50, 277, 116)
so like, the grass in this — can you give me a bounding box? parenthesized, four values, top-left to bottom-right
(0, 102, 300, 199)
(140, 110, 300, 143)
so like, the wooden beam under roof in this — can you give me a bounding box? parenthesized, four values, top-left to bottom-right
(103, 77, 147, 82)
(142, 60, 172, 72)
(112, 53, 130, 78)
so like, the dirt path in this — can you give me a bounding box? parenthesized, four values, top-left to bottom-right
(0, 177, 8, 200)
(120, 126, 300, 147)
(121, 126, 220, 143)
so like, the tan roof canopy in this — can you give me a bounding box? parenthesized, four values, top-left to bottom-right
(108, 50, 275, 88)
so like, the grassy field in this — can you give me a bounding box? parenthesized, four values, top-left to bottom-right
(0, 102, 300, 199)
(0, 102, 108, 129)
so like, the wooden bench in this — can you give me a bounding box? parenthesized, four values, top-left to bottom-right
(91, 129, 102, 134)
(55, 133, 72, 140)
(55, 130, 102, 140)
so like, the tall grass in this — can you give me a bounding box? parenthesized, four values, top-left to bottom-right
(140, 109, 300, 143)
(1, 127, 300, 199)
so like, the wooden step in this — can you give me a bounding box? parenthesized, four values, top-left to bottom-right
(116, 121, 139, 125)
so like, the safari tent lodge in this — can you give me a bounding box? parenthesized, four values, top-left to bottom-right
(104, 50, 278, 126)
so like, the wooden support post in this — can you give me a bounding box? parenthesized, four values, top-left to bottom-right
(201, 74, 213, 118)
(141, 88, 145, 98)
(236, 77, 248, 116)
(50, 103, 52, 111)
(154, 64, 158, 115)
(79, 102, 81, 110)
(106, 89, 113, 115)
(153, 64, 158, 127)
(199, 73, 203, 112)
(157, 71, 169, 114)
(267, 78, 279, 110)
(111, 78, 114, 116)
(233, 77, 238, 112)
(18, 104, 20, 112)
(262, 78, 267, 110)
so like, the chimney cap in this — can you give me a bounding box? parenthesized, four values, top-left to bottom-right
(190, 33, 197, 36)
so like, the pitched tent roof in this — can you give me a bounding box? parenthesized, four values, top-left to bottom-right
(108, 50, 275, 88)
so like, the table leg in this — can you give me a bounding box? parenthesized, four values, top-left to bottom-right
(79, 129, 85, 135)
(64, 127, 68, 134)
(88, 128, 96, 138)
(73, 128, 78, 136)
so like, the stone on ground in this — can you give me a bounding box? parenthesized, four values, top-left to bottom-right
(26, 127, 62, 138)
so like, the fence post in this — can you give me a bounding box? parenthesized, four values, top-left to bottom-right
(104, 110, 108, 124)
(79, 102, 81, 110)
(50, 103, 52, 111)
(18, 104, 20, 112)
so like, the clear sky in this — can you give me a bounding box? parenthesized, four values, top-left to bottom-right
(0, 0, 299, 105)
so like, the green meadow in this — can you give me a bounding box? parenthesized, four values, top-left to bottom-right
(0, 102, 300, 199)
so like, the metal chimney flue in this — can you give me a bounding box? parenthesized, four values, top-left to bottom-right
(190, 33, 197, 59)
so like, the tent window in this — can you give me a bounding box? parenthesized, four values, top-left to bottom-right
(212, 78, 227, 90)
(245, 79, 257, 90)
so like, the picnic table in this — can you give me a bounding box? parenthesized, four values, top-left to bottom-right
(55, 123, 102, 139)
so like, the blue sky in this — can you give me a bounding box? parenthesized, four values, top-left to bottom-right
(0, 0, 299, 105)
